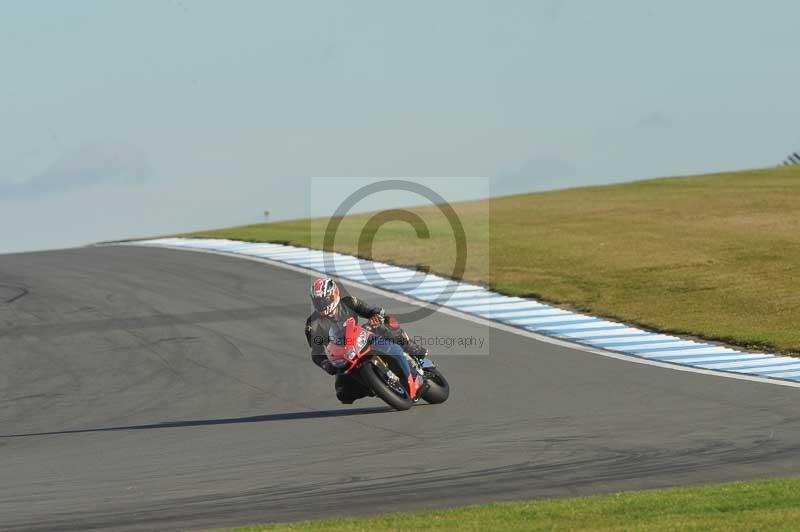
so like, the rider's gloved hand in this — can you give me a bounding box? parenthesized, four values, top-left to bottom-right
(368, 311, 385, 328)
(320, 360, 338, 375)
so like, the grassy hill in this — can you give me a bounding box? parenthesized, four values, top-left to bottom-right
(191, 166, 800, 354)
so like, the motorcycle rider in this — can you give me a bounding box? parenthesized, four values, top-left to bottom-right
(305, 277, 428, 404)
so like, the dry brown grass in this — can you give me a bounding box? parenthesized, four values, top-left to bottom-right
(193, 166, 800, 353)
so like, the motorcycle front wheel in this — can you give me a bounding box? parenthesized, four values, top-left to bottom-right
(360, 360, 413, 411)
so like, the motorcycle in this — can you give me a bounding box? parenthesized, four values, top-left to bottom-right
(325, 317, 450, 411)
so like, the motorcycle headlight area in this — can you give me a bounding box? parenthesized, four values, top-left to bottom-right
(356, 331, 368, 352)
(331, 357, 351, 368)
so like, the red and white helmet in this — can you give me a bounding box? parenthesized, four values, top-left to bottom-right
(310, 277, 340, 317)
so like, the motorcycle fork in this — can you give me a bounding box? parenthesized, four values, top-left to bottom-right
(370, 355, 403, 389)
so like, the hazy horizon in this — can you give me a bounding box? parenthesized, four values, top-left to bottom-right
(3, 1, 799, 254)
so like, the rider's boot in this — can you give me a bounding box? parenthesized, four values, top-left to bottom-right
(335, 374, 372, 404)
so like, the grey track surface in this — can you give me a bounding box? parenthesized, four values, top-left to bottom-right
(2, 246, 800, 531)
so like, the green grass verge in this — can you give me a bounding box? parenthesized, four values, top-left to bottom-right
(191, 166, 800, 353)
(227, 477, 800, 531)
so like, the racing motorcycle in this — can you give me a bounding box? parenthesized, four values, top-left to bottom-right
(325, 317, 449, 411)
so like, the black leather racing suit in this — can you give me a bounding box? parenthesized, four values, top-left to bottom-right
(304, 295, 420, 403)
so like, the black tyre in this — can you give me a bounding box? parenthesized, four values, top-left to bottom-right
(360, 361, 413, 411)
(422, 368, 450, 404)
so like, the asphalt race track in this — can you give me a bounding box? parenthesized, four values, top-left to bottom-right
(2, 246, 800, 531)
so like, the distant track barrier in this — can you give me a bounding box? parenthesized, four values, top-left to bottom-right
(782, 152, 800, 166)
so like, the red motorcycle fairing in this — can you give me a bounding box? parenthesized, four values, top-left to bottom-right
(325, 318, 371, 374)
(407, 372, 423, 398)
(326, 317, 423, 397)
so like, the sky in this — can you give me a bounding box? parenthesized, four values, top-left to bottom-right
(1, 1, 799, 254)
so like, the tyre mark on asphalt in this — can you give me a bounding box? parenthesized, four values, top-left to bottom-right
(0, 305, 294, 339)
(3, 287, 29, 304)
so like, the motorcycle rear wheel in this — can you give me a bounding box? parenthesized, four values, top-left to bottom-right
(360, 361, 413, 411)
(422, 368, 450, 404)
